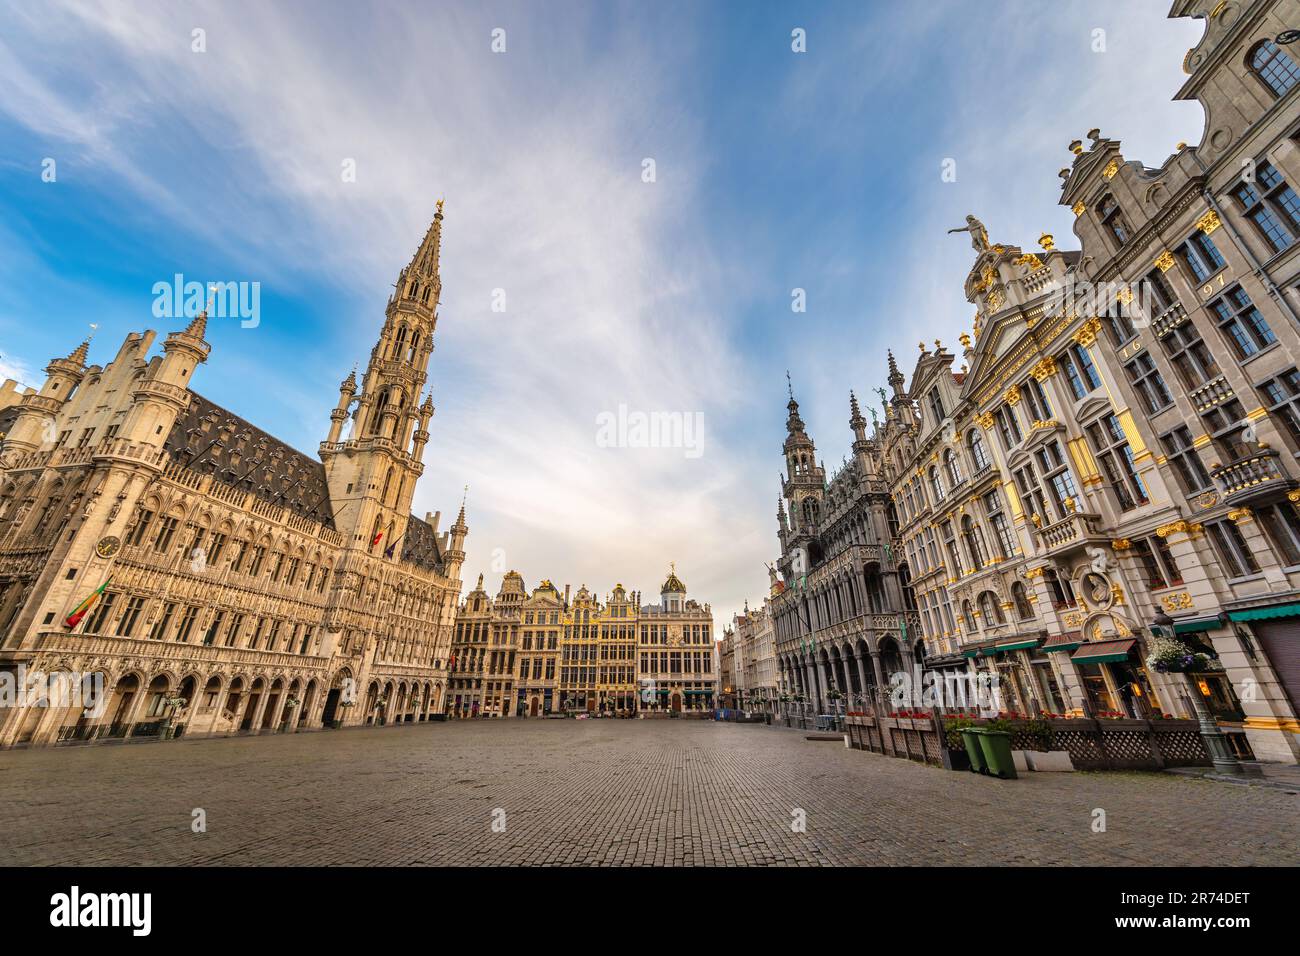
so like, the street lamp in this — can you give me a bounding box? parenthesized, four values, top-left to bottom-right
(1150, 609, 1241, 775)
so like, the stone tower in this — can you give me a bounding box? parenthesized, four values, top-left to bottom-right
(322, 202, 445, 555)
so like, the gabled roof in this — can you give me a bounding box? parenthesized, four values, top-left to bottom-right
(165, 391, 335, 527)
(401, 512, 444, 573)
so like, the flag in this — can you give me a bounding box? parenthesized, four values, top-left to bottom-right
(65, 578, 111, 630)
(384, 542, 395, 558)
(370, 530, 384, 549)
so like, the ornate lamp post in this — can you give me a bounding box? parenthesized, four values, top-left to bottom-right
(1151, 610, 1241, 775)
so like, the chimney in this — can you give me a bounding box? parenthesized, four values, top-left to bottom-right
(429, 510, 440, 535)
(564, 584, 571, 608)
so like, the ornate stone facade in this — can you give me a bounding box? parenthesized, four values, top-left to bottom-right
(449, 569, 716, 716)
(0, 207, 467, 746)
(877, 0, 1300, 763)
(770, 386, 919, 713)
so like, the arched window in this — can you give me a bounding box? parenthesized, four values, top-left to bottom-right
(1098, 195, 1131, 245)
(968, 428, 990, 472)
(962, 600, 977, 632)
(961, 515, 988, 568)
(944, 448, 964, 487)
(929, 466, 945, 502)
(802, 497, 819, 527)
(1012, 582, 1033, 620)
(1250, 40, 1300, 98)
(978, 591, 1004, 626)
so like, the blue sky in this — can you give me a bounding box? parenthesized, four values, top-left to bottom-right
(0, 0, 1205, 625)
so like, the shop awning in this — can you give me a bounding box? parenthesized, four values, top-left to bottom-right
(1173, 615, 1223, 634)
(996, 638, 1041, 652)
(1071, 639, 1137, 665)
(1043, 632, 1082, 653)
(1227, 602, 1300, 622)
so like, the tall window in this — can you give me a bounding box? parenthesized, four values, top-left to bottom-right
(1202, 397, 1252, 463)
(1045, 569, 1076, 609)
(1061, 344, 1102, 399)
(944, 448, 964, 488)
(961, 515, 989, 569)
(995, 405, 1022, 450)
(941, 521, 961, 573)
(927, 388, 946, 427)
(1125, 352, 1173, 414)
(968, 428, 991, 472)
(1085, 413, 1148, 511)
(1140, 266, 1178, 316)
(978, 591, 1004, 626)
(1210, 285, 1275, 358)
(1255, 502, 1300, 567)
(1013, 462, 1049, 526)
(1258, 367, 1300, 448)
(929, 466, 945, 503)
(1012, 582, 1033, 620)
(983, 488, 1015, 559)
(1178, 231, 1225, 283)
(1133, 536, 1182, 589)
(1098, 195, 1131, 245)
(1160, 426, 1212, 494)
(1207, 519, 1261, 579)
(1034, 440, 1079, 517)
(1160, 321, 1221, 390)
(1022, 377, 1053, 422)
(1234, 161, 1300, 253)
(1249, 40, 1300, 98)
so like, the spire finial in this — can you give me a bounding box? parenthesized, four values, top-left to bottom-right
(786, 370, 793, 401)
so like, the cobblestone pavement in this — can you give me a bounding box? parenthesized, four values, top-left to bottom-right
(0, 720, 1295, 866)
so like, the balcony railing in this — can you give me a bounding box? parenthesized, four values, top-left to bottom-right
(1189, 375, 1235, 412)
(1211, 449, 1294, 504)
(1152, 302, 1189, 338)
(1034, 510, 1104, 551)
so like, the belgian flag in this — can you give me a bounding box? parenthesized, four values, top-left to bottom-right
(64, 578, 111, 630)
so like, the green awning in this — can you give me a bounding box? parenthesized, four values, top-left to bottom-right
(996, 639, 1040, 652)
(1173, 616, 1223, 634)
(961, 649, 980, 658)
(1071, 639, 1137, 665)
(1228, 602, 1300, 622)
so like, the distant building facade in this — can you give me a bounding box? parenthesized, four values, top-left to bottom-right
(449, 568, 716, 715)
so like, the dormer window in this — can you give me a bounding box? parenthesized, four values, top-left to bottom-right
(1098, 195, 1131, 245)
(1249, 40, 1300, 98)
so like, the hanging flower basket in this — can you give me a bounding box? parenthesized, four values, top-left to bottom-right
(1145, 636, 1222, 674)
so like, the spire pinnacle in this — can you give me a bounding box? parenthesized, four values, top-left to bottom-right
(66, 339, 91, 366)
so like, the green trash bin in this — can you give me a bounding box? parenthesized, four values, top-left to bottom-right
(959, 727, 987, 774)
(975, 729, 1017, 779)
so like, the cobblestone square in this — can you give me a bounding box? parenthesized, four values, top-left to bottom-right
(0, 720, 1295, 866)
